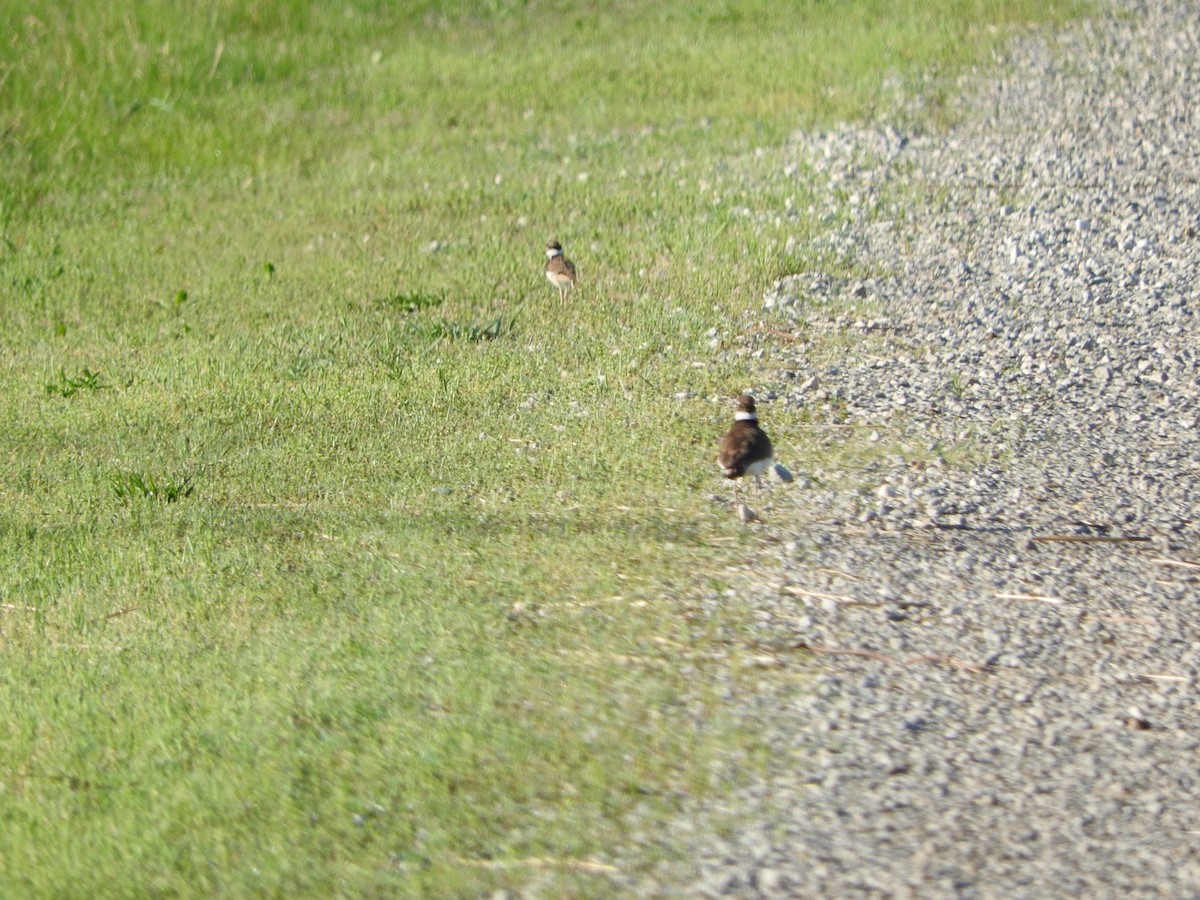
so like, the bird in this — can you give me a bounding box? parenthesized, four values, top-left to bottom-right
(544, 238, 577, 302)
(718, 393, 775, 518)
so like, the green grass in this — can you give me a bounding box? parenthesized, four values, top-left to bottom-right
(2, 0, 1087, 894)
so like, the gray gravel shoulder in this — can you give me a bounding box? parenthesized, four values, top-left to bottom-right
(628, 1, 1200, 896)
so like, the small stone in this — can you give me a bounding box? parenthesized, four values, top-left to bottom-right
(755, 867, 790, 893)
(746, 655, 785, 670)
(1126, 706, 1151, 730)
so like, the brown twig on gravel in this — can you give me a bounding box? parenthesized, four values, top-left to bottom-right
(783, 585, 877, 606)
(1097, 614, 1158, 626)
(1031, 534, 1152, 544)
(796, 642, 987, 675)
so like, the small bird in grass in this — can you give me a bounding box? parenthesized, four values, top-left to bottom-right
(545, 238, 577, 302)
(718, 393, 774, 520)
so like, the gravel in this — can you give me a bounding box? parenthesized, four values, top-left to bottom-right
(624, 1, 1200, 895)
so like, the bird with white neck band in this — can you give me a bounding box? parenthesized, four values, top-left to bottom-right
(544, 238, 576, 302)
(718, 393, 774, 521)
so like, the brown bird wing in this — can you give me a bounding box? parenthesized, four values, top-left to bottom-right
(718, 422, 773, 477)
(547, 256, 576, 281)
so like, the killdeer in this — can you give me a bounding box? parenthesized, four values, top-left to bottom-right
(545, 238, 577, 302)
(718, 394, 774, 517)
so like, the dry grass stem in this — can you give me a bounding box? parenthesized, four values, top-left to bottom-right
(1031, 534, 1152, 545)
(1152, 557, 1200, 570)
(796, 642, 986, 675)
(783, 585, 875, 606)
(996, 591, 1063, 604)
(453, 857, 619, 874)
(1097, 614, 1158, 626)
